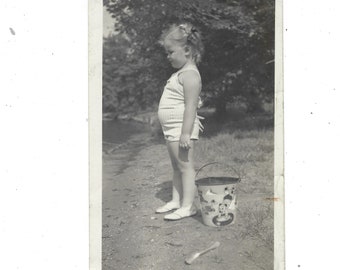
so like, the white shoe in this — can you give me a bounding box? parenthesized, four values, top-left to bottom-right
(164, 206, 197, 221)
(155, 202, 180, 214)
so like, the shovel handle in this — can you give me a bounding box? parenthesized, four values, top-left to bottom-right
(199, 241, 220, 256)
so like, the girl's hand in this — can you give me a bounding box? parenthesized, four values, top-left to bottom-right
(179, 134, 191, 150)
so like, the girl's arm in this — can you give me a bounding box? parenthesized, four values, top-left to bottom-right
(179, 71, 201, 149)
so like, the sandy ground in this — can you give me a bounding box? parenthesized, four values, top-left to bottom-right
(102, 128, 274, 270)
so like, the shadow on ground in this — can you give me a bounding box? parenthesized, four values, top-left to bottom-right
(154, 181, 173, 203)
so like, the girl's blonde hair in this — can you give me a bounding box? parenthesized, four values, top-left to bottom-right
(159, 22, 204, 64)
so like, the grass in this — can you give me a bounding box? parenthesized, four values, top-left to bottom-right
(237, 201, 274, 251)
(195, 126, 274, 195)
(194, 113, 275, 262)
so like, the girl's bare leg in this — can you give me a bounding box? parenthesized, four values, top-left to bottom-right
(166, 142, 182, 205)
(155, 142, 182, 213)
(167, 140, 196, 209)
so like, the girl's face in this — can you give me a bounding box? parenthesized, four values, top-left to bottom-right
(163, 38, 190, 69)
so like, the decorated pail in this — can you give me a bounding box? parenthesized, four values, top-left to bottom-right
(195, 163, 240, 227)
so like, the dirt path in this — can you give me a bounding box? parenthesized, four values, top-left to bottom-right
(102, 130, 274, 270)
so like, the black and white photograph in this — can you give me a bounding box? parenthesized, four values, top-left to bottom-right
(4, 0, 340, 269)
(101, 1, 282, 269)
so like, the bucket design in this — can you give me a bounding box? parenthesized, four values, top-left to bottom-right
(196, 177, 239, 227)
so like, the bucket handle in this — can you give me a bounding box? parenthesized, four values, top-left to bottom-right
(195, 162, 241, 181)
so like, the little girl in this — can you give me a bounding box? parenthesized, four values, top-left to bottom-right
(156, 23, 204, 220)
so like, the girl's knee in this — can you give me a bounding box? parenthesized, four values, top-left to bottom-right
(177, 163, 195, 174)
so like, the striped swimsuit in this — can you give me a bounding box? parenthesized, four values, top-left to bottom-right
(158, 65, 202, 142)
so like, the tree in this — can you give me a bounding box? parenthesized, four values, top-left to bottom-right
(103, 0, 274, 115)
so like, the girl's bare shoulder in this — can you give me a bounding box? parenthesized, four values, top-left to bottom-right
(178, 69, 201, 85)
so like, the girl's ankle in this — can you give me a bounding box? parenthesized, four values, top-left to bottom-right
(180, 204, 195, 210)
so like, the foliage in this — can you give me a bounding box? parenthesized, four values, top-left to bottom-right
(102, 34, 163, 113)
(103, 0, 274, 115)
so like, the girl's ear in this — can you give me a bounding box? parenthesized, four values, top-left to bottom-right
(184, 46, 191, 56)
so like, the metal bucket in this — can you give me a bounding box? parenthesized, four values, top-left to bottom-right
(195, 163, 240, 227)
